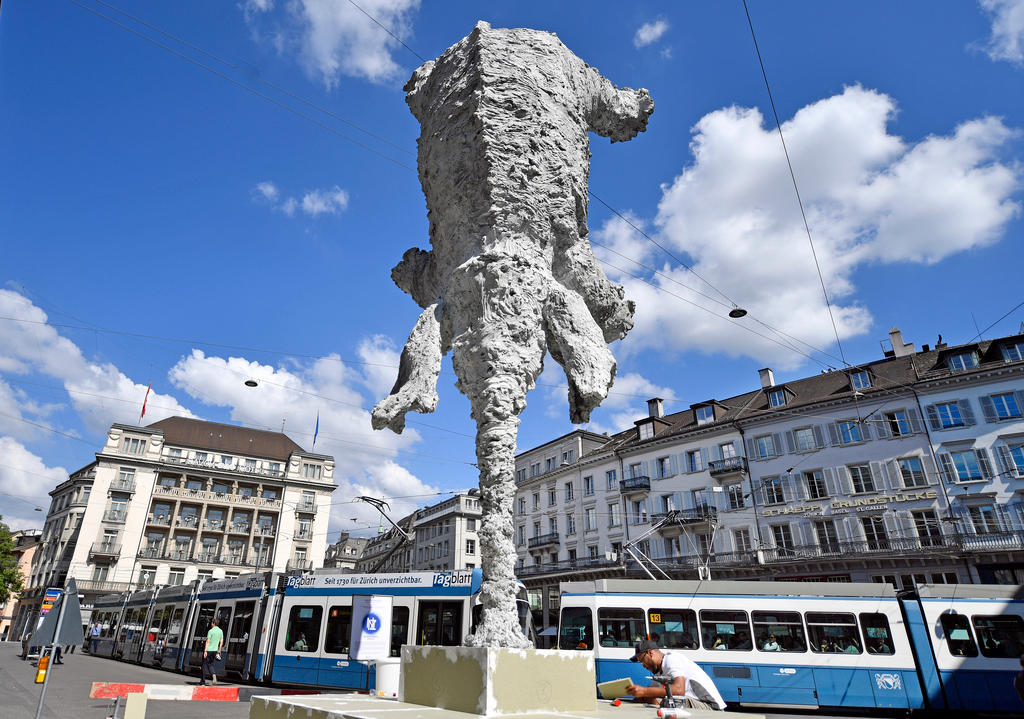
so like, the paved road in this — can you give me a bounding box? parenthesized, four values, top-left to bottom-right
(0, 643, 250, 719)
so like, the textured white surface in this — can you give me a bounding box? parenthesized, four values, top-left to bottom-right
(372, 21, 652, 647)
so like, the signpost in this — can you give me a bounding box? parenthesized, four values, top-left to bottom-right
(33, 578, 85, 719)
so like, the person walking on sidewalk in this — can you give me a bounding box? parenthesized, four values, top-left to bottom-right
(200, 618, 224, 686)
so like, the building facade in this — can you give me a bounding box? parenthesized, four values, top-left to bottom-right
(19, 417, 337, 622)
(323, 532, 369, 571)
(1, 529, 42, 642)
(513, 329, 1024, 635)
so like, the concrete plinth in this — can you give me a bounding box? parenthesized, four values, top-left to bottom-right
(400, 645, 596, 716)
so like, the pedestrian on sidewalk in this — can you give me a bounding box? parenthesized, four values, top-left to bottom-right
(89, 622, 101, 653)
(200, 618, 224, 686)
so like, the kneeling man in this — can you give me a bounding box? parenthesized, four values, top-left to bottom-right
(625, 640, 726, 711)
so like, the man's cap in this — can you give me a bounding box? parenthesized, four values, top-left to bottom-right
(630, 639, 659, 662)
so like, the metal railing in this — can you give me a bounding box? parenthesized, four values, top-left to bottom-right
(176, 515, 200, 528)
(294, 531, 313, 541)
(708, 456, 748, 476)
(109, 478, 136, 493)
(255, 525, 277, 536)
(89, 541, 121, 557)
(147, 514, 171, 526)
(153, 483, 283, 508)
(651, 506, 718, 525)
(228, 523, 251, 534)
(286, 559, 313, 571)
(138, 546, 164, 559)
(103, 509, 127, 523)
(74, 579, 133, 594)
(296, 500, 316, 513)
(161, 453, 286, 478)
(619, 476, 651, 493)
(528, 532, 559, 549)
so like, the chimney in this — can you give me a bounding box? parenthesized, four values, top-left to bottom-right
(647, 398, 664, 419)
(889, 327, 915, 357)
(758, 368, 775, 389)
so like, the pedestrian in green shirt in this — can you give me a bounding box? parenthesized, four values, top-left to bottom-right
(200, 618, 224, 686)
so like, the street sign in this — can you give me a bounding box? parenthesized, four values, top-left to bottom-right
(33, 579, 85, 647)
(349, 594, 392, 661)
(40, 588, 62, 616)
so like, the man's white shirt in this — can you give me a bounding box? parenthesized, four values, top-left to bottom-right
(660, 652, 728, 710)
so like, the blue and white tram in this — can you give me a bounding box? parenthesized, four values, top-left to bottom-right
(139, 581, 201, 669)
(89, 591, 131, 658)
(907, 583, 1024, 713)
(559, 579, 920, 711)
(268, 568, 532, 691)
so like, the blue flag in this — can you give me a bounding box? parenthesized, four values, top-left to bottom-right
(313, 411, 320, 450)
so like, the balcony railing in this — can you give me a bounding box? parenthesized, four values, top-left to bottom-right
(228, 523, 251, 534)
(652, 507, 718, 525)
(89, 541, 121, 558)
(204, 519, 226, 531)
(296, 499, 316, 513)
(176, 515, 200, 529)
(109, 478, 136, 493)
(223, 555, 252, 566)
(196, 552, 221, 563)
(286, 559, 313, 572)
(294, 531, 313, 541)
(528, 532, 559, 549)
(103, 509, 128, 523)
(153, 483, 283, 508)
(619, 476, 651, 494)
(161, 453, 286, 478)
(138, 546, 164, 559)
(166, 549, 191, 561)
(147, 514, 171, 526)
(516, 556, 619, 578)
(708, 456, 748, 477)
(255, 525, 277, 536)
(75, 579, 134, 594)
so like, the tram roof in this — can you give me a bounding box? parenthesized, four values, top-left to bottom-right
(561, 578, 897, 599)
(916, 583, 1024, 600)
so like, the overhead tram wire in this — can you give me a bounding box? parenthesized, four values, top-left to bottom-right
(964, 299, 1024, 344)
(62, 0, 857, 382)
(345, 0, 426, 63)
(65, 0, 416, 172)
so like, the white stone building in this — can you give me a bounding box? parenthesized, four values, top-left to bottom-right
(513, 329, 1024, 634)
(21, 417, 337, 615)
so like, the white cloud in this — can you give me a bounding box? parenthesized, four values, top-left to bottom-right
(252, 182, 350, 218)
(585, 372, 677, 436)
(0, 290, 195, 433)
(605, 86, 1019, 369)
(0, 437, 67, 530)
(979, 0, 1024, 64)
(243, 0, 420, 87)
(634, 19, 669, 48)
(357, 335, 402, 400)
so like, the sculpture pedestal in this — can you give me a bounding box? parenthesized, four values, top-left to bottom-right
(399, 645, 596, 716)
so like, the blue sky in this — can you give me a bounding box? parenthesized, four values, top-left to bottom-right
(2, 0, 1023, 537)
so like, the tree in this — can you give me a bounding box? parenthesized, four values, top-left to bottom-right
(0, 517, 25, 606)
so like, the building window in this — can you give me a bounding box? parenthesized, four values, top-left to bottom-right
(605, 470, 617, 490)
(545, 457, 555, 472)
(754, 435, 776, 459)
(548, 489, 557, 506)
(728, 485, 745, 510)
(220, 455, 233, 465)
(532, 493, 540, 510)
(529, 463, 540, 477)
(467, 518, 476, 531)
(691, 489, 708, 512)
(935, 401, 967, 428)
(515, 468, 526, 483)
(517, 526, 525, 545)
(805, 470, 829, 500)
(465, 539, 476, 555)
(631, 499, 648, 524)
(898, 457, 927, 487)
(562, 450, 575, 464)
(518, 497, 525, 515)
(661, 494, 677, 513)
(566, 514, 576, 535)
(968, 505, 1001, 534)
(548, 517, 558, 534)
(564, 482, 574, 501)
(1002, 343, 1024, 362)
(719, 442, 737, 459)
(862, 516, 889, 550)
(585, 508, 597, 531)
(695, 406, 714, 425)
(764, 477, 784, 505)
(733, 529, 751, 553)
(884, 410, 911, 436)
(947, 352, 979, 372)
(794, 427, 817, 452)
(168, 568, 185, 586)
(768, 389, 786, 407)
(167, 447, 182, 458)
(848, 464, 874, 493)
(837, 420, 862, 444)
(991, 393, 1023, 420)
(814, 520, 840, 553)
(608, 504, 621, 527)
(302, 463, 322, 479)
(686, 450, 703, 473)
(912, 510, 943, 546)
(583, 476, 594, 496)
(949, 450, 988, 482)
(655, 456, 672, 478)
(122, 437, 146, 454)
(771, 524, 794, 551)
(850, 371, 871, 390)
(638, 422, 654, 440)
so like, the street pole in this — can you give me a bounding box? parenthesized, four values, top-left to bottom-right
(34, 584, 68, 719)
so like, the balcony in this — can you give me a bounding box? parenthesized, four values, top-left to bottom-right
(175, 515, 200, 529)
(619, 476, 651, 495)
(102, 509, 128, 523)
(74, 579, 134, 595)
(165, 549, 191, 561)
(516, 556, 619, 578)
(196, 552, 221, 564)
(294, 530, 313, 541)
(286, 559, 313, 572)
(652, 507, 717, 533)
(89, 541, 121, 559)
(708, 456, 748, 485)
(109, 478, 136, 493)
(255, 524, 277, 536)
(153, 482, 283, 508)
(228, 523, 251, 535)
(204, 519, 226, 532)
(147, 514, 171, 526)
(161, 453, 287, 478)
(528, 532, 559, 549)
(138, 546, 164, 559)
(296, 499, 316, 513)
(223, 554, 252, 567)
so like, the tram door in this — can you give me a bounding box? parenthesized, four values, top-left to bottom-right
(227, 601, 255, 675)
(188, 603, 217, 668)
(415, 601, 463, 646)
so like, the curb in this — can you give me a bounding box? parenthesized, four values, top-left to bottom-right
(89, 681, 327, 702)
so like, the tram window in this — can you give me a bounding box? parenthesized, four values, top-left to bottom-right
(648, 609, 698, 650)
(598, 608, 646, 648)
(285, 605, 322, 652)
(559, 607, 594, 650)
(752, 611, 806, 652)
(699, 610, 752, 651)
(230, 601, 255, 658)
(972, 615, 1024, 658)
(324, 605, 353, 654)
(193, 604, 217, 647)
(167, 608, 185, 645)
(806, 612, 861, 654)
(217, 606, 233, 639)
(939, 613, 977, 657)
(860, 613, 894, 655)
(416, 601, 463, 647)
(391, 607, 410, 657)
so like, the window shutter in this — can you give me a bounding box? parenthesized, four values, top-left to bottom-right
(757, 482, 769, 506)
(959, 400, 976, 426)
(813, 425, 825, 449)
(1016, 391, 1024, 415)
(835, 518, 851, 543)
(827, 423, 840, 446)
(860, 421, 872, 441)
(875, 416, 891, 439)
(921, 454, 939, 486)
(896, 510, 915, 540)
(711, 444, 722, 462)
(882, 513, 898, 539)
(886, 460, 903, 490)
(795, 474, 809, 501)
(773, 433, 784, 456)
(785, 431, 796, 453)
(823, 468, 837, 496)
(745, 438, 757, 460)
(668, 455, 678, 476)
(641, 461, 650, 478)
(996, 445, 1014, 475)
(938, 453, 956, 484)
(846, 517, 863, 542)
(699, 448, 710, 470)
(926, 404, 941, 430)
(835, 466, 853, 495)
(907, 407, 924, 434)
(780, 475, 792, 502)
(869, 462, 885, 491)
(979, 395, 996, 423)
(977, 448, 994, 479)
(798, 521, 814, 547)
